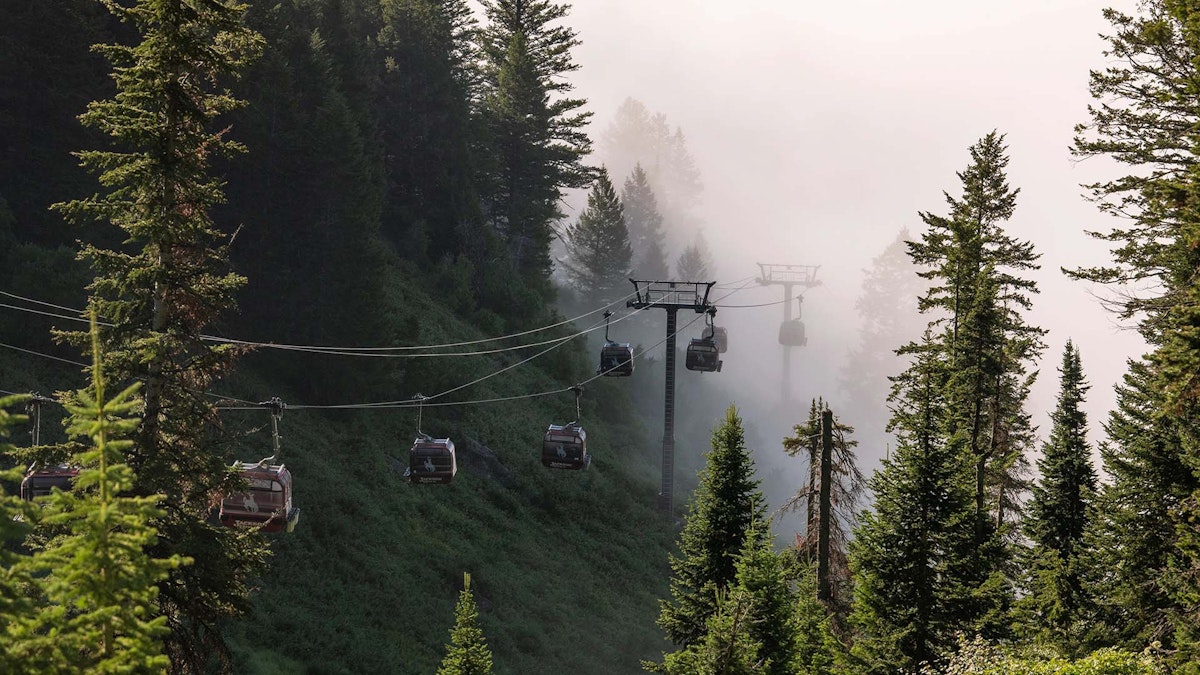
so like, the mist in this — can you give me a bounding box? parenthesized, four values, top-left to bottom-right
(561, 0, 1148, 526)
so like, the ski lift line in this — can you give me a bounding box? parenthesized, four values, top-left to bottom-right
(0, 287, 646, 355)
(4, 283, 750, 414)
(0, 342, 89, 368)
(204, 299, 655, 359)
(0, 290, 84, 314)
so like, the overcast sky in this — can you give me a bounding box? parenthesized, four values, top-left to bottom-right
(560, 0, 1147, 491)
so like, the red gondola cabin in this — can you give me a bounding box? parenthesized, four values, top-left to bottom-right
(542, 423, 590, 470)
(20, 464, 78, 501)
(409, 437, 456, 484)
(686, 337, 722, 373)
(598, 342, 634, 377)
(219, 462, 300, 534)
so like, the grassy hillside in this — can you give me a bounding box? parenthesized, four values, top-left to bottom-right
(189, 270, 682, 674)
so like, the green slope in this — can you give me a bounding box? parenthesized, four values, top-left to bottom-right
(215, 275, 677, 674)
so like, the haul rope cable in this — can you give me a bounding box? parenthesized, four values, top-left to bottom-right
(3, 279, 756, 412)
(0, 300, 639, 359)
(1, 287, 643, 353)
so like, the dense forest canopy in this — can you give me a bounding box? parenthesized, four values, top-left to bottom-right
(1, 1, 1200, 674)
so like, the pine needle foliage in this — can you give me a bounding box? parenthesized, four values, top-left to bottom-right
(1020, 340, 1098, 656)
(50, 1, 268, 669)
(0, 394, 35, 673)
(11, 319, 186, 673)
(437, 573, 493, 675)
(478, 0, 593, 288)
(658, 405, 767, 649)
(561, 167, 632, 302)
(622, 164, 669, 280)
(1071, 2, 1200, 664)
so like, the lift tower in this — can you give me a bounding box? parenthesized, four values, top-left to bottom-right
(628, 279, 716, 515)
(756, 264, 820, 405)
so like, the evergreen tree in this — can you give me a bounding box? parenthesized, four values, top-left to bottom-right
(0, 394, 35, 673)
(622, 164, 669, 280)
(780, 398, 865, 623)
(478, 0, 593, 291)
(377, 0, 483, 261)
(599, 98, 702, 254)
(1085, 359, 1195, 653)
(658, 405, 767, 648)
(51, 1, 268, 669)
(840, 228, 928, 464)
(560, 167, 633, 302)
(730, 522, 802, 675)
(675, 232, 713, 281)
(848, 331, 978, 672)
(658, 588, 764, 675)
(437, 573, 493, 675)
(12, 321, 185, 672)
(905, 132, 1045, 638)
(1020, 340, 1098, 655)
(1071, 3, 1200, 663)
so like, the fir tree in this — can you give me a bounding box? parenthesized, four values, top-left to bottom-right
(904, 132, 1045, 639)
(1085, 359, 1195, 652)
(478, 0, 593, 291)
(1020, 340, 1098, 655)
(560, 167, 633, 302)
(0, 394, 35, 673)
(437, 573, 493, 675)
(848, 331, 978, 672)
(12, 320, 185, 672)
(658, 588, 764, 675)
(1071, 3, 1200, 662)
(51, 0, 268, 668)
(675, 232, 713, 281)
(658, 405, 767, 649)
(840, 228, 928, 465)
(730, 522, 802, 675)
(622, 164, 669, 280)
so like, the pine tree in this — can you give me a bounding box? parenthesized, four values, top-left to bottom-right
(1020, 340, 1098, 655)
(622, 164, 669, 280)
(1085, 359, 1195, 653)
(12, 320, 185, 672)
(0, 394, 35, 673)
(658, 405, 767, 649)
(905, 132, 1045, 639)
(730, 522, 802, 675)
(840, 228, 928, 464)
(437, 573, 493, 675)
(848, 331, 978, 672)
(50, 1, 268, 668)
(658, 588, 764, 675)
(675, 232, 713, 281)
(560, 167, 632, 302)
(598, 98, 702, 255)
(1071, 3, 1200, 663)
(780, 398, 865, 623)
(478, 0, 593, 291)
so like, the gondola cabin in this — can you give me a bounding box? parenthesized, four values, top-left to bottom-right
(686, 337, 722, 372)
(219, 462, 300, 534)
(542, 423, 589, 470)
(20, 464, 78, 501)
(409, 437, 456, 484)
(702, 325, 729, 353)
(779, 320, 807, 347)
(598, 341, 634, 377)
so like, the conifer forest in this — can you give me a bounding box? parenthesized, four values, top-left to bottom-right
(5, 1, 1200, 673)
